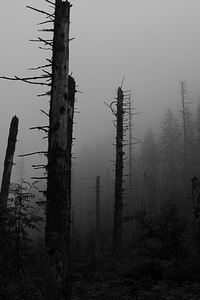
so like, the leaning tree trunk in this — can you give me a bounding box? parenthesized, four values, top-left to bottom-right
(0, 115, 19, 273)
(0, 115, 19, 212)
(43, 1, 75, 300)
(112, 87, 124, 258)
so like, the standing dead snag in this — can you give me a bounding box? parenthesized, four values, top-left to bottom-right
(0, 115, 19, 262)
(96, 175, 101, 254)
(0, 116, 19, 213)
(44, 1, 75, 300)
(112, 87, 124, 257)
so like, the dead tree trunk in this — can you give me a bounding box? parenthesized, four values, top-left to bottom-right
(96, 175, 100, 254)
(112, 87, 124, 258)
(180, 81, 188, 179)
(128, 95, 133, 207)
(0, 115, 19, 260)
(0, 115, 19, 212)
(43, 1, 75, 299)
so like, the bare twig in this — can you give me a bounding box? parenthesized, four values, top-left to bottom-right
(30, 38, 52, 43)
(44, 0, 55, 6)
(40, 109, 49, 117)
(37, 91, 51, 97)
(31, 176, 47, 180)
(18, 151, 47, 157)
(28, 64, 51, 71)
(29, 126, 49, 133)
(26, 5, 54, 17)
(0, 75, 50, 81)
(32, 164, 47, 170)
(37, 20, 54, 26)
(30, 37, 53, 47)
(120, 75, 125, 88)
(0, 75, 51, 86)
(38, 29, 54, 32)
(39, 47, 52, 51)
(42, 69, 51, 76)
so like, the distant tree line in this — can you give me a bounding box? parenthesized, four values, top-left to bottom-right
(130, 81, 200, 216)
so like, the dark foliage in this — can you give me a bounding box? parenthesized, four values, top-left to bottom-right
(0, 181, 45, 300)
(70, 255, 200, 300)
(135, 199, 187, 264)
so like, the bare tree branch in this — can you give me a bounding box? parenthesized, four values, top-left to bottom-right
(0, 75, 51, 86)
(29, 126, 49, 133)
(28, 64, 51, 71)
(32, 164, 47, 169)
(31, 176, 47, 180)
(30, 37, 53, 48)
(45, 0, 55, 5)
(120, 75, 125, 88)
(18, 151, 47, 157)
(26, 5, 54, 17)
(38, 29, 54, 32)
(37, 20, 54, 26)
(37, 91, 51, 97)
(40, 109, 49, 117)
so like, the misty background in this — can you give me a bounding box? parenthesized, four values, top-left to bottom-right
(0, 0, 200, 232)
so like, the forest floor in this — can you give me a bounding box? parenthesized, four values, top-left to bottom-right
(71, 255, 200, 300)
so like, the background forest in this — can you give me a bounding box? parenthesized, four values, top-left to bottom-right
(1, 0, 200, 299)
(1, 80, 200, 299)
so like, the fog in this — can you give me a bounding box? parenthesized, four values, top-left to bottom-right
(0, 0, 200, 236)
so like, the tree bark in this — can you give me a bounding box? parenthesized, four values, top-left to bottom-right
(112, 87, 124, 258)
(43, 1, 75, 299)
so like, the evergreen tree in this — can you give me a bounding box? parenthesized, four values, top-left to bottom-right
(194, 100, 200, 177)
(158, 109, 182, 200)
(184, 105, 196, 177)
(141, 129, 159, 213)
(180, 81, 195, 180)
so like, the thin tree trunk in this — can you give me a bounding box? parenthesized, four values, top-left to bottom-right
(96, 175, 100, 254)
(180, 81, 188, 179)
(0, 115, 19, 276)
(0, 115, 19, 212)
(43, 1, 75, 299)
(112, 87, 124, 258)
(128, 95, 133, 208)
(144, 172, 149, 214)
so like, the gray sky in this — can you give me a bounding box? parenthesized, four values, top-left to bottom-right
(0, 0, 200, 183)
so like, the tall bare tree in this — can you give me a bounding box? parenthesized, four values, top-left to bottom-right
(180, 81, 191, 178)
(43, 1, 75, 299)
(112, 87, 124, 257)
